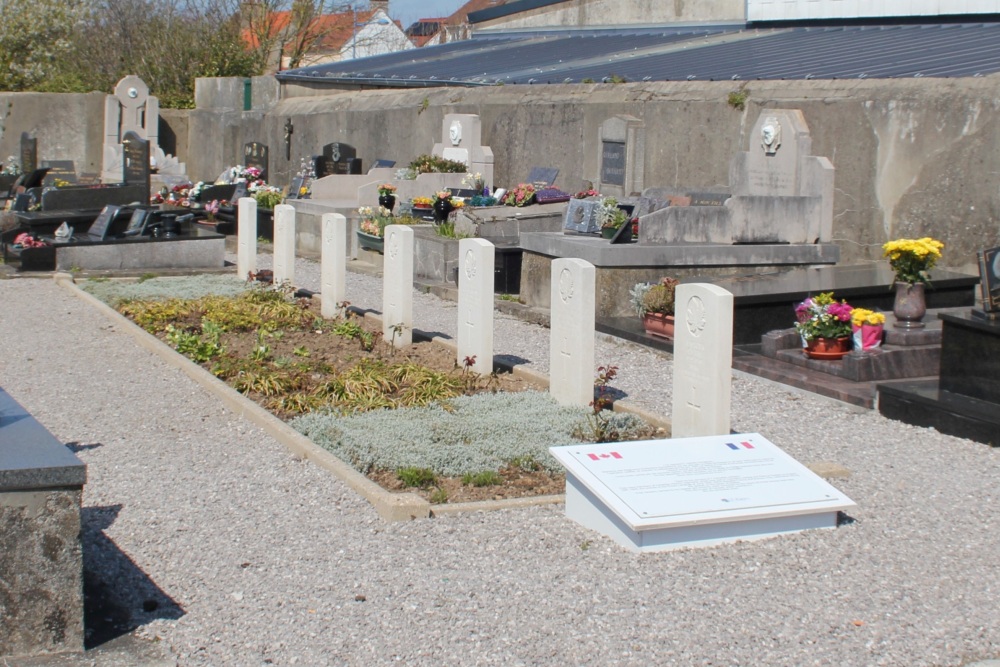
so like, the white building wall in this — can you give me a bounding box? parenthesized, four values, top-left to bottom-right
(748, 0, 1000, 21)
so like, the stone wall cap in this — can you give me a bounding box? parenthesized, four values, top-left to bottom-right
(0, 388, 86, 491)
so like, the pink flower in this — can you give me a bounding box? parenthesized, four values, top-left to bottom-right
(828, 302, 854, 321)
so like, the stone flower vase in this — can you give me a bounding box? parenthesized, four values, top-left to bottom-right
(642, 313, 675, 339)
(378, 193, 396, 214)
(892, 281, 927, 329)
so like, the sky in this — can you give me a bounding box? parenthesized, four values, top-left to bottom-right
(390, 0, 469, 28)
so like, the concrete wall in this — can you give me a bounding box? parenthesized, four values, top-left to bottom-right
(268, 77, 1000, 274)
(474, 0, 745, 30)
(0, 92, 106, 179)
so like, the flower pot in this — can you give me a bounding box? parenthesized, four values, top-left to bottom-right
(804, 336, 852, 360)
(356, 230, 383, 254)
(601, 227, 617, 239)
(378, 193, 396, 214)
(642, 312, 675, 339)
(892, 281, 927, 329)
(433, 199, 453, 223)
(852, 323, 884, 350)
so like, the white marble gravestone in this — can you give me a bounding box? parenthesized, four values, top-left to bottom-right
(273, 204, 296, 287)
(237, 197, 258, 279)
(431, 114, 494, 191)
(551, 433, 856, 552)
(549, 258, 595, 406)
(321, 213, 347, 318)
(382, 225, 414, 348)
(102, 75, 186, 183)
(457, 238, 495, 376)
(671, 283, 733, 438)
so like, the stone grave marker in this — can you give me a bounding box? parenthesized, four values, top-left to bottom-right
(431, 114, 494, 191)
(597, 115, 644, 197)
(457, 238, 495, 376)
(321, 213, 347, 318)
(102, 75, 185, 183)
(383, 225, 414, 348)
(243, 142, 269, 182)
(563, 199, 602, 234)
(671, 283, 734, 438)
(549, 258, 595, 406)
(527, 167, 559, 187)
(550, 433, 856, 552)
(40, 161, 77, 186)
(122, 131, 150, 196)
(237, 197, 258, 279)
(273, 204, 296, 286)
(20, 133, 37, 174)
(314, 143, 361, 178)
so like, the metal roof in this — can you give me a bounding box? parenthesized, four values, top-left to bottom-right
(276, 22, 1000, 87)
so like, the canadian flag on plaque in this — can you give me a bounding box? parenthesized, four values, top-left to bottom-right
(587, 452, 623, 461)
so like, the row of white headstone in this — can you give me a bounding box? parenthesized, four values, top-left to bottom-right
(236, 198, 734, 436)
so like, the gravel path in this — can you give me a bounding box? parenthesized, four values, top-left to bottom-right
(1, 263, 998, 666)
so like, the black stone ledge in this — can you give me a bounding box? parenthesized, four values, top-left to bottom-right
(877, 380, 1000, 447)
(0, 388, 86, 491)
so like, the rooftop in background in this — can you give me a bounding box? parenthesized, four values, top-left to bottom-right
(277, 20, 1000, 87)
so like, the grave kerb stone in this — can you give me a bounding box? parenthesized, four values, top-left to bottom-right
(273, 204, 296, 286)
(457, 238, 495, 376)
(671, 283, 734, 437)
(382, 225, 414, 348)
(549, 258, 596, 406)
(237, 197, 258, 279)
(321, 213, 348, 318)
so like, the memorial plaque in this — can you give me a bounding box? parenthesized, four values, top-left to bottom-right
(372, 159, 396, 169)
(527, 167, 559, 188)
(243, 141, 269, 181)
(688, 191, 731, 206)
(20, 133, 38, 174)
(600, 141, 626, 186)
(551, 433, 856, 552)
(121, 131, 150, 194)
(41, 160, 78, 186)
(563, 198, 601, 234)
(978, 246, 1000, 313)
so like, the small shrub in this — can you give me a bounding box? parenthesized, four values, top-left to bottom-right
(728, 88, 749, 111)
(397, 467, 437, 488)
(408, 154, 468, 174)
(461, 471, 502, 487)
(429, 488, 448, 504)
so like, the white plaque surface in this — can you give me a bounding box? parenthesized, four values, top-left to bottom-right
(551, 433, 854, 533)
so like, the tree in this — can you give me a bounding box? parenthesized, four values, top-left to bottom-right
(0, 0, 89, 90)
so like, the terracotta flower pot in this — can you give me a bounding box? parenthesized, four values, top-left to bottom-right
(642, 312, 675, 339)
(804, 336, 852, 360)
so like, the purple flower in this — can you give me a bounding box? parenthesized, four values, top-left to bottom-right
(827, 302, 853, 321)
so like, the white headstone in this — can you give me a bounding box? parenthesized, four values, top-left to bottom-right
(549, 258, 595, 406)
(273, 204, 296, 287)
(382, 225, 413, 348)
(237, 197, 258, 279)
(321, 213, 347, 318)
(671, 283, 734, 438)
(457, 238, 495, 376)
(431, 113, 494, 191)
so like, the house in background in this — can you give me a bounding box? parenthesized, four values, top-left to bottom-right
(412, 0, 506, 46)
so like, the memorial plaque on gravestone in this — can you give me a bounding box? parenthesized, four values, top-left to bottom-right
(977, 247, 1000, 313)
(287, 176, 304, 199)
(688, 191, 731, 206)
(563, 199, 602, 234)
(20, 133, 38, 174)
(122, 131, 150, 194)
(41, 161, 78, 186)
(600, 141, 626, 187)
(244, 142, 269, 182)
(372, 159, 396, 169)
(316, 142, 361, 177)
(527, 167, 559, 188)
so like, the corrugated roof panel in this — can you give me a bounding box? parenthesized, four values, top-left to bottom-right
(277, 22, 1000, 85)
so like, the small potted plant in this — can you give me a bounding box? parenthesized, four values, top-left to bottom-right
(432, 190, 455, 223)
(598, 197, 628, 239)
(377, 183, 397, 213)
(356, 205, 394, 253)
(850, 308, 886, 351)
(411, 195, 433, 210)
(882, 236, 944, 329)
(794, 292, 855, 359)
(631, 277, 679, 339)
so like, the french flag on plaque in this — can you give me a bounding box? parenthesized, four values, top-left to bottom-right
(726, 441, 755, 451)
(587, 451, 623, 461)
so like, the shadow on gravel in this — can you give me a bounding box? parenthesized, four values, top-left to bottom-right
(64, 441, 103, 453)
(494, 354, 531, 368)
(82, 505, 184, 649)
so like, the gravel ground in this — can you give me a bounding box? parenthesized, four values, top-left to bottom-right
(1, 259, 998, 667)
